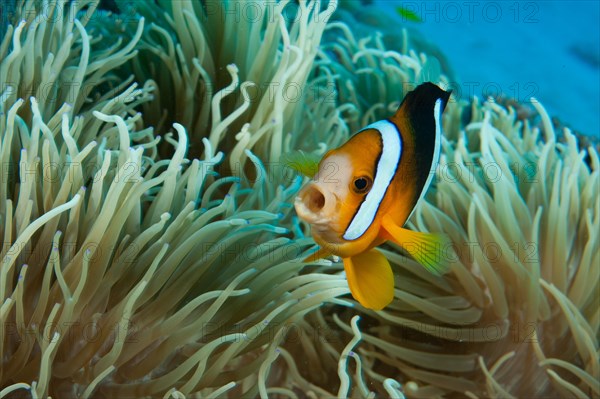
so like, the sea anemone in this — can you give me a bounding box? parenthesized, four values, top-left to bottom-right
(1, 1, 347, 397)
(1, 0, 598, 398)
(272, 23, 599, 397)
(305, 97, 599, 398)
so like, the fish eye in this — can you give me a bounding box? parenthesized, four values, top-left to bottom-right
(352, 176, 372, 194)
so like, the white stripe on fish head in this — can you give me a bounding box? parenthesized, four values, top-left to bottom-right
(343, 120, 402, 241)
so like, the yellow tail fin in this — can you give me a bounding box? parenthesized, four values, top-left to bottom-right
(381, 215, 449, 275)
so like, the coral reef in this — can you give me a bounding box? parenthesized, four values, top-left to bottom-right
(1, 0, 598, 398)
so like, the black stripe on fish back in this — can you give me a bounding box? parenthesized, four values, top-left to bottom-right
(397, 82, 450, 197)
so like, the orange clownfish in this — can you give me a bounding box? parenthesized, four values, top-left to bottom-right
(290, 82, 452, 310)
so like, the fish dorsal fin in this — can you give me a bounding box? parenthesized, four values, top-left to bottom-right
(392, 82, 451, 219)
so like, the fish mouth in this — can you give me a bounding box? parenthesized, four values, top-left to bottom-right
(295, 182, 350, 248)
(294, 183, 335, 226)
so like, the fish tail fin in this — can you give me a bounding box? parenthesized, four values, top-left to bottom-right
(381, 215, 449, 275)
(343, 249, 394, 310)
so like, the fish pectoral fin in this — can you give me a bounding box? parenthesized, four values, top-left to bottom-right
(343, 249, 394, 310)
(381, 215, 449, 276)
(279, 150, 321, 178)
(302, 246, 333, 263)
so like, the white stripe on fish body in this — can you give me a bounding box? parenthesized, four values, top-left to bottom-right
(343, 119, 402, 241)
(406, 98, 443, 222)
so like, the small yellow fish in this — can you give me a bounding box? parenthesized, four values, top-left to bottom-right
(293, 82, 452, 310)
(396, 6, 423, 23)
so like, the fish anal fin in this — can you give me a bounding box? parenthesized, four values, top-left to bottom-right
(343, 249, 394, 310)
(381, 215, 449, 275)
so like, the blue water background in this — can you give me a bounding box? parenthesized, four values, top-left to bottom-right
(375, 0, 600, 138)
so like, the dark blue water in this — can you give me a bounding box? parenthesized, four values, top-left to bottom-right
(377, 0, 600, 138)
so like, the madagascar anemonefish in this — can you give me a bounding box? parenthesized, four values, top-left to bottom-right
(288, 82, 452, 310)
